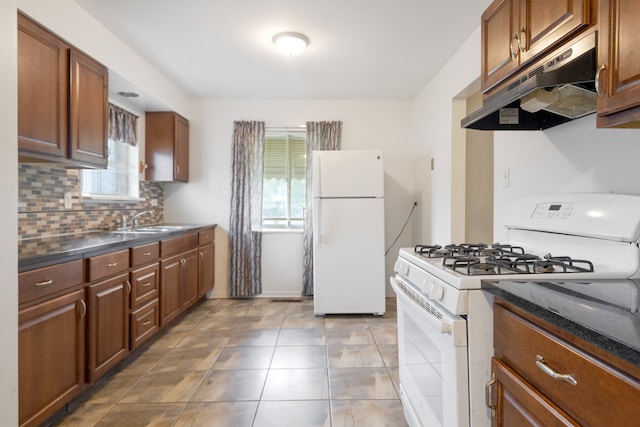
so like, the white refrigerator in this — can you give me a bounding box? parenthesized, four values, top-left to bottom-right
(312, 150, 386, 315)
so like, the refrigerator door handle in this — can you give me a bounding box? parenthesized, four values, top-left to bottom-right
(314, 199, 321, 243)
(313, 156, 321, 198)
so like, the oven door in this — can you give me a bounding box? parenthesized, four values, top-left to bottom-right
(391, 276, 469, 427)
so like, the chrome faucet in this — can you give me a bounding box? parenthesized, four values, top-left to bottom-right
(130, 211, 153, 228)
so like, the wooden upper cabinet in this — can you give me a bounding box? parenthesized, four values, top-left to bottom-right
(481, 0, 591, 94)
(69, 49, 108, 168)
(145, 112, 189, 182)
(482, 0, 519, 93)
(520, 0, 590, 63)
(17, 12, 108, 168)
(596, 0, 640, 127)
(17, 12, 69, 159)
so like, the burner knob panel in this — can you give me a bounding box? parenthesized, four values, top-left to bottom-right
(429, 283, 445, 301)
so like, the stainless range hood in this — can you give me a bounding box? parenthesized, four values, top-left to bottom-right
(462, 31, 597, 131)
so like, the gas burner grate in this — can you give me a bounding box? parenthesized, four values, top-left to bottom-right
(543, 254, 594, 273)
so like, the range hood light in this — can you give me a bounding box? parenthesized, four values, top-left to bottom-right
(520, 88, 559, 113)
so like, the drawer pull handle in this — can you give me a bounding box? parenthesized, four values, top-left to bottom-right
(142, 282, 151, 287)
(485, 372, 496, 414)
(36, 279, 53, 287)
(107, 262, 118, 267)
(143, 252, 152, 256)
(142, 320, 152, 326)
(535, 355, 577, 386)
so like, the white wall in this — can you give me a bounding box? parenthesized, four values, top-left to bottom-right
(163, 98, 415, 297)
(262, 232, 305, 298)
(1, 0, 18, 423)
(411, 27, 483, 244)
(493, 116, 640, 241)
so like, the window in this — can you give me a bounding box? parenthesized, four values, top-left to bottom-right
(81, 138, 139, 200)
(262, 130, 306, 229)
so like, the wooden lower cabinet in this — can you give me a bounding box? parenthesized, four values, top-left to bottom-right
(86, 273, 130, 383)
(160, 248, 198, 326)
(198, 242, 215, 298)
(18, 289, 86, 427)
(490, 358, 578, 426)
(130, 299, 160, 350)
(490, 303, 640, 426)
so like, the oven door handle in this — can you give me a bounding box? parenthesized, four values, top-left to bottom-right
(391, 276, 453, 334)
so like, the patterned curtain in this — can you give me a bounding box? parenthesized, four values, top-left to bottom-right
(108, 104, 138, 146)
(229, 121, 266, 297)
(302, 121, 342, 296)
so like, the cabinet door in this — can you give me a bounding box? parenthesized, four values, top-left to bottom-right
(17, 12, 69, 159)
(198, 243, 215, 298)
(69, 48, 108, 168)
(87, 273, 130, 382)
(181, 248, 199, 308)
(481, 0, 519, 93)
(520, 0, 590, 63)
(491, 358, 578, 427)
(160, 254, 183, 326)
(19, 289, 85, 427)
(174, 114, 189, 182)
(597, 0, 640, 125)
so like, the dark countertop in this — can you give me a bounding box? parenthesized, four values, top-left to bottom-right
(482, 280, 640, 367)
(19, 224, 216, 272)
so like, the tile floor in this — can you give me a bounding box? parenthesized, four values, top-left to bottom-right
(53, 297, 408, 427)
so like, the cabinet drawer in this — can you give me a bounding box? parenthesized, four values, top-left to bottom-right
(494, 304, 640, 426)
(130, 262, 159, 309)
(161, 232, 198, 258)
(198, 228, 214, 245)
(130, 299, 160, 350)
(87, 249, 129, 282)
(19, 259, 83, 305)
(130, 242, 160, 267)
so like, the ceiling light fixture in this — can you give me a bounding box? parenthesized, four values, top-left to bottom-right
(272, 32, 309, 56)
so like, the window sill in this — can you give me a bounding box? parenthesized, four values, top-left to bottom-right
(81, 195, 144, 204)
(261, 228, 304, 234)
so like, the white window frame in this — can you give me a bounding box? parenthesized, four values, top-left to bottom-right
(81, 137, 140, 202)
(262, 129, 306, 230)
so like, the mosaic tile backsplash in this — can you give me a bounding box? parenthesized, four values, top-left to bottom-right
(19, 164, 164, 239)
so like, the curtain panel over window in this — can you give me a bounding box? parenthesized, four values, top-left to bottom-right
(229, 121, 266, 297)
(108, 103, 138, 146)
(302, 121, 342, 296)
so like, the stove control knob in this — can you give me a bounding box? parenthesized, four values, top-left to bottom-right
(429, 284, 445, 301)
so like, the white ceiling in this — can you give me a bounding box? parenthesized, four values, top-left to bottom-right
(74, 0, 489, 100)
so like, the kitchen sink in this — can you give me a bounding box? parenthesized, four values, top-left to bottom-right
(112, 225, 186, 234)
(134, 225, 186, 232)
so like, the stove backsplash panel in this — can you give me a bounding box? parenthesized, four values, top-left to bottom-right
(18, 164, 164, 239)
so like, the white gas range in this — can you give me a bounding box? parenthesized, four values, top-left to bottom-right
(392, 193, 640, 427)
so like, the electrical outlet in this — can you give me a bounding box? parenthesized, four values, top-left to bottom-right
(502, 167, 511, 188)
(64, 192, 73, 209)
(151, 199, 158, 207)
